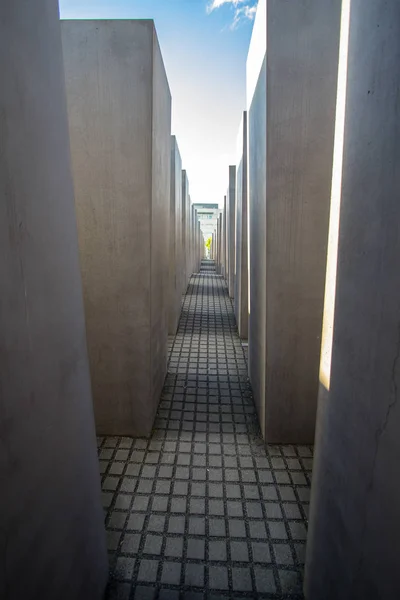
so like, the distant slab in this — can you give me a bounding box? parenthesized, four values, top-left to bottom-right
(169, 136, 183, 334)
(234, 112, 249, 339)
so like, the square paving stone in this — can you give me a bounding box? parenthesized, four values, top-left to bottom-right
(165, 536, 184, 558)
(279, 569, 303, 594)
(132, 496, 149, 511)
(189, 517, 205, 536)
(107, 531, 122, 551)
(161, 562, 181, 585)
(168, 516, 185, 534)
(229, 520, 246, 538)
(227, 501, 243, 517)
(265, 503, 283, 519)
(268, 521, 288, 540)
(138, 559, 158, 583)
(232, 567, 252, 592)
(249, 521, 267, 539)
(289, 522, 307, 540)
(209, 566, 229, 591)
(159, 591, 179, 600)
(185, 564, 205, 587)
(209, 518, 226, 537)
(254, 567, 276, 593)
(208, 500, 224, 516)
(252, 541, 271, 563)
(144, 534, 162, 555)
(230, 541, 249, 562)
(152, 496, 169, 512)
(274, 543, 294, 565)
(108, 512, 128, 530)
(171, 497, 187, 513)
(115, 557, 135, 580)
(127, 514, 145, 532)
(246, 502, 263, 519)
(148, 515, 165, 533)
(209, 540, 227, 561)
(121, 533, 141, 554)
(187, 538, 205, 560)
(173, 482, 188, 495)
(190, 498, 205, 514)
(115, 494, 132, 510)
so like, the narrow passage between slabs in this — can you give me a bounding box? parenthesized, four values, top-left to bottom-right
(99, 260, 313, 600)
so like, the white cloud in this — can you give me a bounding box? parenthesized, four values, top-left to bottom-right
(231, 4, 257, 29)
(207, 0, 245, 14)
(207, 0, 258, 28)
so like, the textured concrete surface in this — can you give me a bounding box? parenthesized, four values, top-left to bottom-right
(168, 137, 183, 335)
(99, 261, 312, 599)
(305, 2, 400, 598)
(182, 171, 191, 286)
(222, 197, 227, 278)
(227, 166, 236, 299)
(191, 206, 197, 275)
(216, 213, 222, 274)
(62, 20, 171, 436)
(234, 112, 249, 340)
(247, 0, 341, 443)
(0, 3, 107, 598)
(248, 54, 267, 440)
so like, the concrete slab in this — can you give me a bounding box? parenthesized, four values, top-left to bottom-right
(169, 136, 183, 334)
(227, 166, 236, 299)
(182, 171, 191, 286)
(222, 196, 227, 278)
(247, 0, 341, 443)
(62, 20, 171, 436)
(234, 112, 248, 339)
(216, 213, 222, 274)
(0, 3, 107, 598)
(305, 1, 400, 597)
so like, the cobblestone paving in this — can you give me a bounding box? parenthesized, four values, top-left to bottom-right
(99, 261, 312, 599)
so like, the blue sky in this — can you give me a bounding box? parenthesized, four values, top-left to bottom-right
(59, 0, 257, 206)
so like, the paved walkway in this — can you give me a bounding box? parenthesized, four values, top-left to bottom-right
(99, 261, 312, 599)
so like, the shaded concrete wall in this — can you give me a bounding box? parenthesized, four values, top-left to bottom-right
(217, 213, 222, 274)
(305, 1, 400, 598)
(62, 20, 171, 436)
(191, 206, 196, 274)
(234, 112, 248, 339)
(248, 55, 267, 438)
(182, 171, 191, 285)
(0, 3, 108, 598)
(222, 196, 227, 278)
(168, 136, 183, 334)
(247, 0, 341, 443)
(227, 166, 236, 298)
(151, 30, 172, 410)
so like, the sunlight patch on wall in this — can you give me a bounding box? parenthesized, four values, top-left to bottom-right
(319, 0, 351, 391)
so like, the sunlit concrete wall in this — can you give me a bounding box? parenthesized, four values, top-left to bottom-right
(227, 166, 236, 299)
(169, 136, 183, 334)
(305, 1, 400, 597)
(222, 197, 227, 278)
(191, 206, 197, 274)
(234, 112, 248, 339)
(62, 20, 171, 436)
(217, 213, 222, 274)
(247, 0, 341, 443)
(0, 3, 108, 598)
(182, 171, 191, 286)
